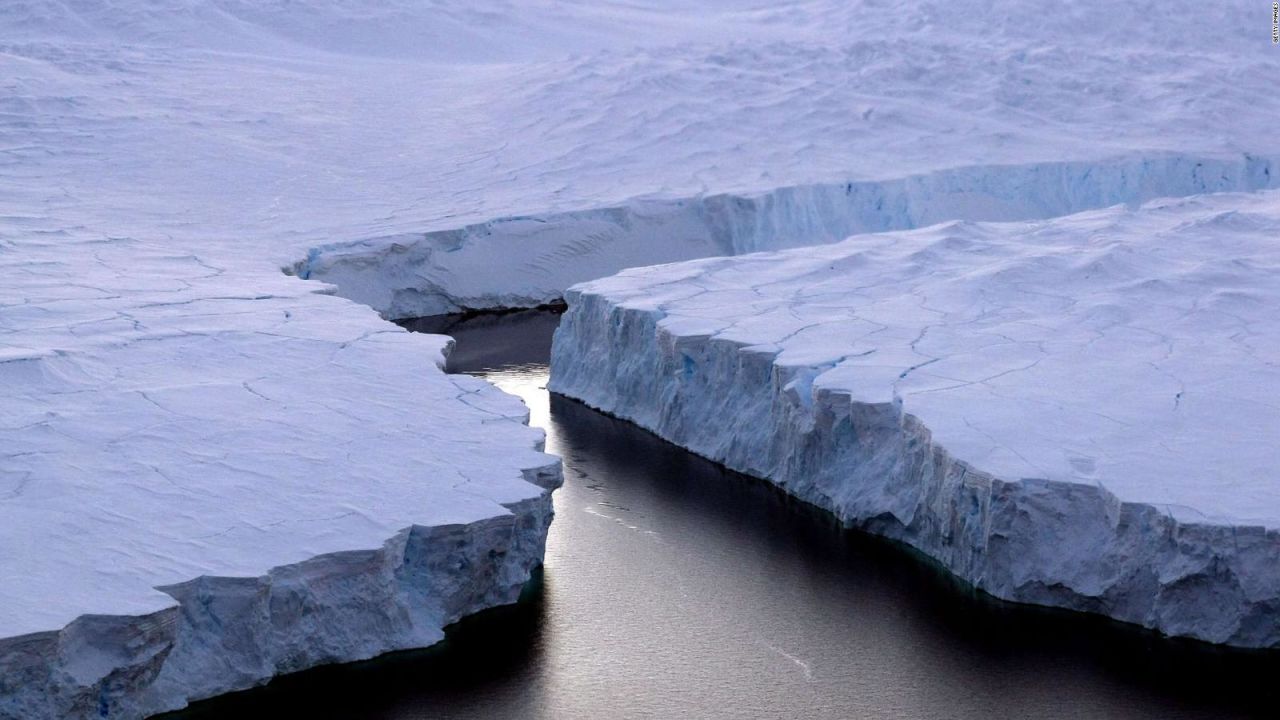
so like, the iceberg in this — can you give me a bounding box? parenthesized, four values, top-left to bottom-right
(0, 229, 561, 718)
(301, 155, 1279, 319)
(3, 0, 1280, 714)
(549, 191, 1280, 647)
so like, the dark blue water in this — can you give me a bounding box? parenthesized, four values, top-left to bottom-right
(168, 309, 1278, 719)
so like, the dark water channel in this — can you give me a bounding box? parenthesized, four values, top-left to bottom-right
(169, 309, 1279, 719)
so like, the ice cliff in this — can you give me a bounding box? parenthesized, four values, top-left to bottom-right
(549, 191, 1280, 647)
(0, 229, 562, 719)
(298, 155, 1278, 318)
(3, 0, 1280, 713)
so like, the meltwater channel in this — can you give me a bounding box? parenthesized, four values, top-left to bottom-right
(169, 309, 1279, 720)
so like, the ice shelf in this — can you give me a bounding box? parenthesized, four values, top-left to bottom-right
(0, 227, 561, 718)
(0, 2, 1276, 319)
(550, 191, 1280, 647)
(3, 1, 1279, 715)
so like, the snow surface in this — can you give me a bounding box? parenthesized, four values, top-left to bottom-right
(2, 0, 1279, 713)
(301, 156, 1280, 318)
(0, 227, 559, 638)
(0, 2, 1276, 317)
(549, 190, 1280, 646)
(0, 220, 561, 717)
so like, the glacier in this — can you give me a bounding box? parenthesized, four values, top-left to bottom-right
(3, 0, 1280, 716)
(299, 155, 1279, 318)
(1, 3, 1276, 320)
(0, 225, 562, 718)
(549, 190, 1280, 647)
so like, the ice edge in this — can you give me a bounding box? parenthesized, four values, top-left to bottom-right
(548, 287, 1280, 649)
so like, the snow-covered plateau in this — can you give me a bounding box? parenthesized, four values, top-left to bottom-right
(549, 190, 1280, 647)
(0, 2, 1275, 319)
(2, 0, 1279, 716)
(0, 225, 562, 718)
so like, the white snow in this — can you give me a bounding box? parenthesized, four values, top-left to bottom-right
(0, 230, 558, 638)
(549, 190, 1280, 646)
(302, 156, 1278, 317)
(0, 3, 1276, 316)
(0, 222, 561, 718)
(1, 0, 1278, 713)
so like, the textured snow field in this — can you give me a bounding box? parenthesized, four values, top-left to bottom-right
(550, 191, 1280, 645)
(0, 221, 562, 718)
(0, 226, 560, 637)
(1, 3, 1277, 315)
(2, 0, 1279, 715)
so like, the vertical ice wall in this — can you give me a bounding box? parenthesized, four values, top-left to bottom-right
(0, 235, 564, 720)
(547, 193, 1280, 647)
(298, 155, 1276, 318)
